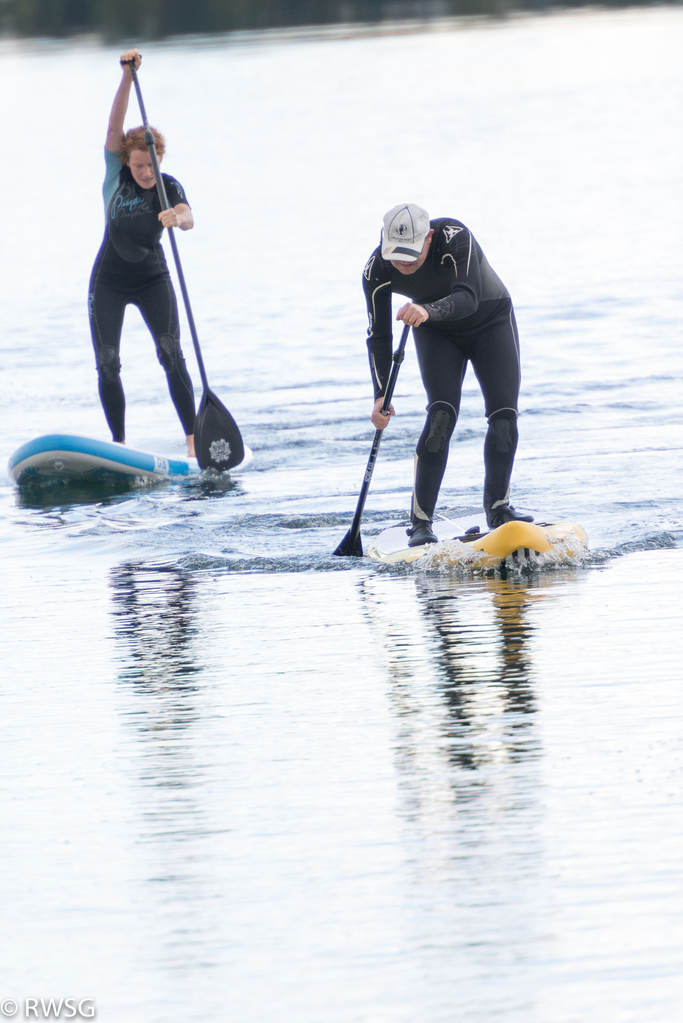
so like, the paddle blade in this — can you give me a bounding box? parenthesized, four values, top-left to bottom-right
(194, 388, 245, 471)
(332, 528, 364, 558)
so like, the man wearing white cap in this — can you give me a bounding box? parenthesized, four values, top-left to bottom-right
(363, 203, 532, 546)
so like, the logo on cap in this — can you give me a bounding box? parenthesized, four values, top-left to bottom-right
(381, 203, 430, 262)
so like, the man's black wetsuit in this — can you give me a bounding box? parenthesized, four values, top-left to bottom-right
(363, 217, 522, 528)
(88, 149, 196, 442)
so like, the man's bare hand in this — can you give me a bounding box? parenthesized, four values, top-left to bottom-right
(396, 302, 429, 327)
(371, 396, 395, 430)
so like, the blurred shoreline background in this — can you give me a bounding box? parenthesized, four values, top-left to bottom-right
(1, 0, 678, 43)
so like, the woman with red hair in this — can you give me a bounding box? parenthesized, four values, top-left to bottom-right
(89, 48, 196, 456)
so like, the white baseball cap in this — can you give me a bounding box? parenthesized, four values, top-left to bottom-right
(381, 203, 430, 262)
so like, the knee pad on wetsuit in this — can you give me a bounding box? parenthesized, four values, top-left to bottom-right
(156, 333, 181, 373)
(416, 401, 457, 464)
(96, 345, 121, 384)
(411, 402, 457, 524)
(486, 409, 518, 453)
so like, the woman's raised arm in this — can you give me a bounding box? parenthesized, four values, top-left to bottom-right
(105, 49, 141, 152)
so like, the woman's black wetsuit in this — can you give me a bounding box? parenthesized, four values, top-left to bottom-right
(362, 218, 522, 526)
(88, 149, 196, 442)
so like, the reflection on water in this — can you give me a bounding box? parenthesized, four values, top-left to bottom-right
(360, 573, 542, 783)
(2, 554, 682, 1022)
(109, 563, 202, 691)
(419, 577, 537, 772)
(357, 569, 549, 921)
(15, 475, 138, 510)
(108, 564, 218, 979)
(15, 469, 240, 513)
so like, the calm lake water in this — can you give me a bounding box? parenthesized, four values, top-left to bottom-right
(1, 9, 683, 1022)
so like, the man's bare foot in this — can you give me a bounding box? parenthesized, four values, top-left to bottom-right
(186, 434, 195, 458)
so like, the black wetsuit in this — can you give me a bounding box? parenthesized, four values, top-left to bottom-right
(363, 217, 521, 525)
(88, 149, 196, 442)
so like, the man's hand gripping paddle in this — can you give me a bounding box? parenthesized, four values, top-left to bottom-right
(122, 57, 245, 471)
(333, 323, 410, 557)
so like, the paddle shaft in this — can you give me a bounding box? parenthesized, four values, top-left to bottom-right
(333, 323, 410, 556)
(124, 60, 210, 393)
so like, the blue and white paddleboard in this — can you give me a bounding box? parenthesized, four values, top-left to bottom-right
(8, 434, 252, 486)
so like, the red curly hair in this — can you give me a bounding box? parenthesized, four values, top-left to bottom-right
(119, 126, 166, 164)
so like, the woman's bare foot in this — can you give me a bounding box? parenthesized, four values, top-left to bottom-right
(186, 434, 195, 458)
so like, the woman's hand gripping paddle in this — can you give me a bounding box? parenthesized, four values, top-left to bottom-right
(333, 324, 410, 557)
(123, 58, 245, 471)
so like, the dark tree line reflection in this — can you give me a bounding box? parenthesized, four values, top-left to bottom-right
(2, 0, 653, 41)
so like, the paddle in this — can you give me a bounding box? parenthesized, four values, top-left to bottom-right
(333, 323, 410, 557)
(122, 58, 245, 471)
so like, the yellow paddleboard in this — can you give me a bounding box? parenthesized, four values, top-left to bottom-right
(366, 514, 588, 569)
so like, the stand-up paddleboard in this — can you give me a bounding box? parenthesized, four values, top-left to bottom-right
(8, 434, 252, 486)
(366, 513, 588, 569)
